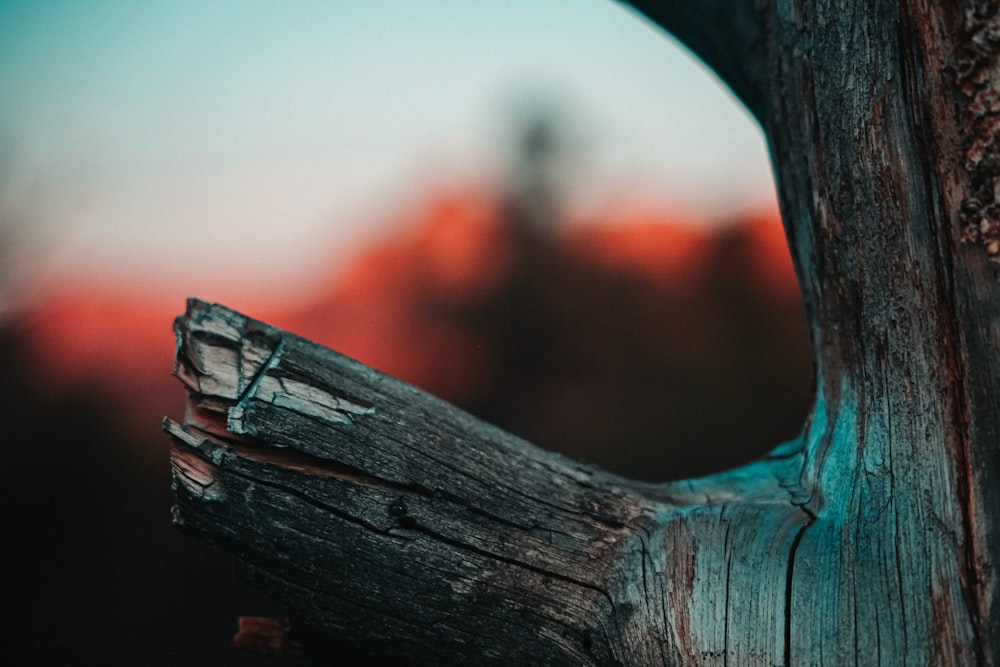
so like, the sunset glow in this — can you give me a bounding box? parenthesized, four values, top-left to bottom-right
(19, 184, 800, 454)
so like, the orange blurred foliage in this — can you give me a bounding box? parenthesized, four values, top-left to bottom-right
(18, 187, 809, 479)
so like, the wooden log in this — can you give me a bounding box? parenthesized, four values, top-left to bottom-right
(165, 0, 1000, 663)
(166, 298, 810, 664)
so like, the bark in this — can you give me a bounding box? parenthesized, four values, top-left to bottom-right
(165, 1, 1000, 664)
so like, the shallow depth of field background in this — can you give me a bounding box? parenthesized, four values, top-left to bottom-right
(1, 2, 811, 663)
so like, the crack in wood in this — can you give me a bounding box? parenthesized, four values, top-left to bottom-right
(235, 337, 286, 411)
(783, 505, 816, 667)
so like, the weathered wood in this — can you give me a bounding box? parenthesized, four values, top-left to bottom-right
(627, 0, 1000, 661)
(166, 1, 1000, 664)
(167, 298, 810, 664)
(758, 2, 1000, 663)
(167, 298, 660, 663)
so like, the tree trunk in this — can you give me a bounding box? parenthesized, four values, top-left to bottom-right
(164, 1, 1000, 664)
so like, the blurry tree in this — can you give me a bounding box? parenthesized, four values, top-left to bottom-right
(501, 101, 573, 235)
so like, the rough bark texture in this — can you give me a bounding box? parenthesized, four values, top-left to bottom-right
(166, 1, 1000, 664)
(757, 1, 1000, 662)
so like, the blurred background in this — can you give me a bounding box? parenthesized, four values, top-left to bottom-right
(0, 1, 811, 663)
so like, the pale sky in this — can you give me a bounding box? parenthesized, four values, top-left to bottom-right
(0, 0, 775, 301)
